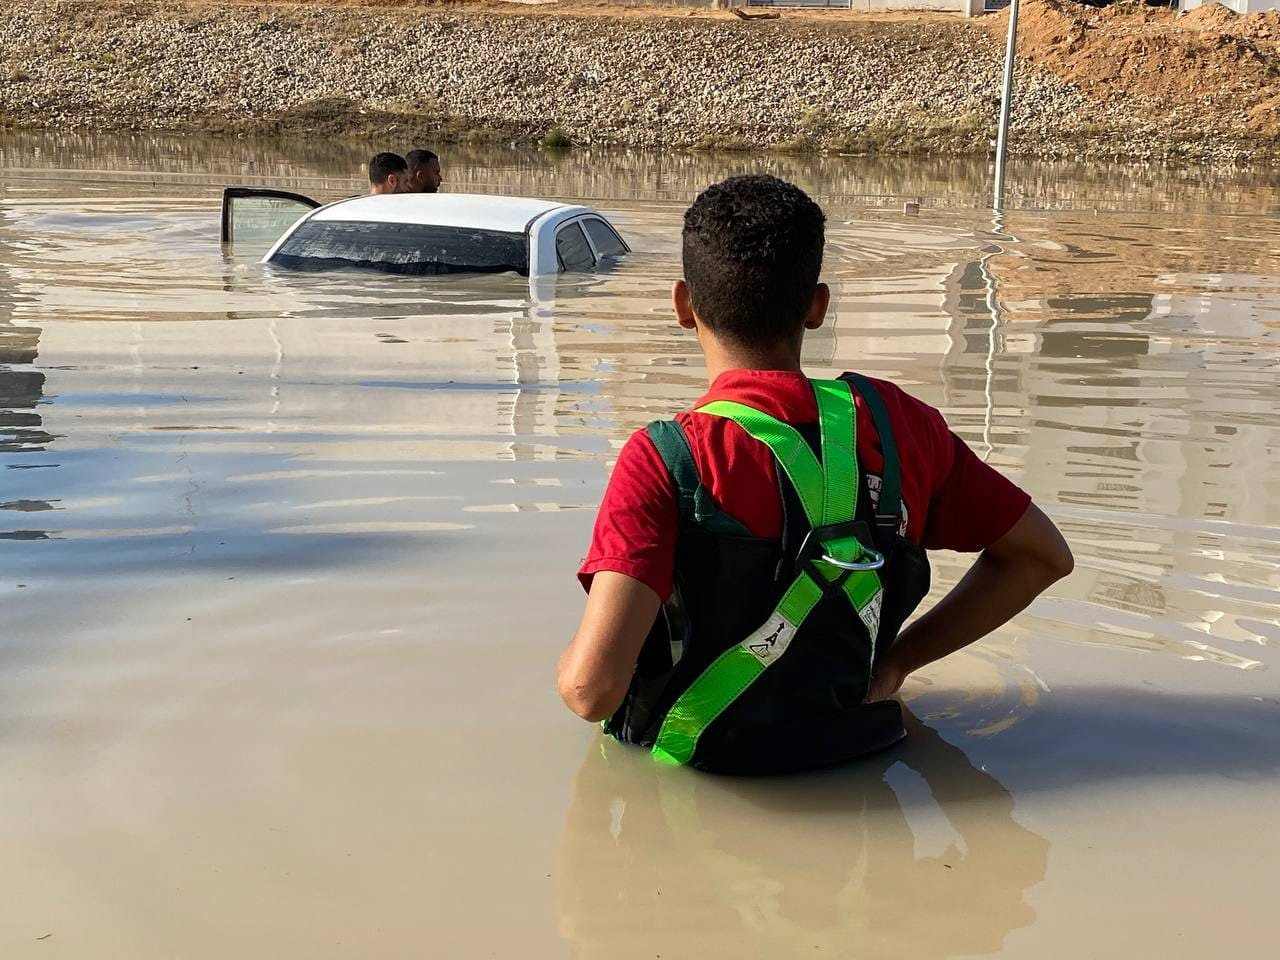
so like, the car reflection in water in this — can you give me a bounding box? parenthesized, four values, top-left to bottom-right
(0, 212, 59, 539)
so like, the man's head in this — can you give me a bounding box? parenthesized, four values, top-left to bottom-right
(368, 152, 409, 195)
(406, 148, 443, 193)
(675, 175, 828, 358)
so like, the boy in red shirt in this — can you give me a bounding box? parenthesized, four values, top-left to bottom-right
(557, 175, 1072, 773)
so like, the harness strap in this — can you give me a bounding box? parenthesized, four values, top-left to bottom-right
(694, 400, 826, 524)
(645, 420, 699, 522)
(645, 420, 752, 537)
(841, 373, 902, 543)
(651, 378, 886, 766)
(814, 378, 858, 528)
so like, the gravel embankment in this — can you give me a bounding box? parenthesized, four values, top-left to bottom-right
(1, 0, 1274, 162)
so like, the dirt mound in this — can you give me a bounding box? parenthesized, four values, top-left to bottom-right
(1230, 10, 1280, 41)
(987, 0, 1280, 137)
(1179, 1, 1238, 30)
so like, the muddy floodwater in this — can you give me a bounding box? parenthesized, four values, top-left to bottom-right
(2, 133, 1279, 957)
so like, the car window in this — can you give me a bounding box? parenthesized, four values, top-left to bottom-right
(269, 221, 529, 276)
(222, 189, 319, 244)
(555, 222, 596, 272)
(582, 218, 627, 258)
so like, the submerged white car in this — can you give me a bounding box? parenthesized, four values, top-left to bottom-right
(221, 188, 629, 278)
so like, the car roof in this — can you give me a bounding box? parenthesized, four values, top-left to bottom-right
(309, 193, 589, 233)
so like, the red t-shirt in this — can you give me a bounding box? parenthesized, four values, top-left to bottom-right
(579, 370, 1031, 601)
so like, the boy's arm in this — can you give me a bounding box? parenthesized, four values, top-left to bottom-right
(558, 572, 662, 721)
(867, 502, 1072, 701)
(561, 426, 678, 722)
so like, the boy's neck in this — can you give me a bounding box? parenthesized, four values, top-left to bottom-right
(701, 334, 804, 384)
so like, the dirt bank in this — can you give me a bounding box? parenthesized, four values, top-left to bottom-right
(986, 0, 1280, 139)
(1, 0, 1276, 163)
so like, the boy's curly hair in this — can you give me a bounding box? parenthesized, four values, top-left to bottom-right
(682, 175, 826, 349)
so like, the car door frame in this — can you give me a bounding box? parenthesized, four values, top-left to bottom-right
(577, 214, 631, 262)
(220, 187, 321, 244)
(535, 211, 631, 274)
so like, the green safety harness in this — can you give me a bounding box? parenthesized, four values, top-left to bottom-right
(651, 378, 887, 766)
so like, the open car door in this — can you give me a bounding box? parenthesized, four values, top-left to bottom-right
(220, 187, 321, 245)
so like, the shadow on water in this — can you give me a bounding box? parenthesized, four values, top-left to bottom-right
(556, 711, 1049, 958)
(939, 686, 1280, 790)
(0, 527, 465, 576)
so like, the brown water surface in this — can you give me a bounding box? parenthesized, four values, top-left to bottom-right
(2, 133, 1279, 957)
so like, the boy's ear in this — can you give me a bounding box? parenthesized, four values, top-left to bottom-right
(673, 279, 697, 330)
(803, 282, 830, 330)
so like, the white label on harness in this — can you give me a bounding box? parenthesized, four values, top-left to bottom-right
(742, 615, 798, 666)
(859, 589, 884, 641)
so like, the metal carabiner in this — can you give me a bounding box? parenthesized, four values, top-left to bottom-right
(819, 548, 885, 572)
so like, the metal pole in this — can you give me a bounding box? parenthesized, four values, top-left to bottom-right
(993, 0, 1020, 212)
(979, 213, 1005, 460)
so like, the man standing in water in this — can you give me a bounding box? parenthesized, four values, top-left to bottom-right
(557, 175, 1073, 773)
(367, 152, 411, 195)
(405, 148, 444, 193)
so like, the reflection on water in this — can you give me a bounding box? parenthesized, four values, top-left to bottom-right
(8, 128, 1280, 213)
(558, 713, 1048, 959)
(0, 205, 48, 458)
(2, 134, 1279, 956)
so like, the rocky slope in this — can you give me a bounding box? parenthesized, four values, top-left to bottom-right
(1, 0, 1276, 163)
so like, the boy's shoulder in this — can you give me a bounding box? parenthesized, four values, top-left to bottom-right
(619, 370, 953, 474)
(847, 374, 951, 436)
(651, 371, 949, 440)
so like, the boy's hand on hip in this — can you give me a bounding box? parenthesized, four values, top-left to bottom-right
(863, 503, 1073, 704)
(865, 655, 907, 702)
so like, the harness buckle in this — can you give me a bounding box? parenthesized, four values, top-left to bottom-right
(870, 511, 899, 552)
(796, 521, 885, 575)
(820, 547, 885, 572)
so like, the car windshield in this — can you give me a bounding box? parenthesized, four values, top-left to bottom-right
(269, 220, 529, 277)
